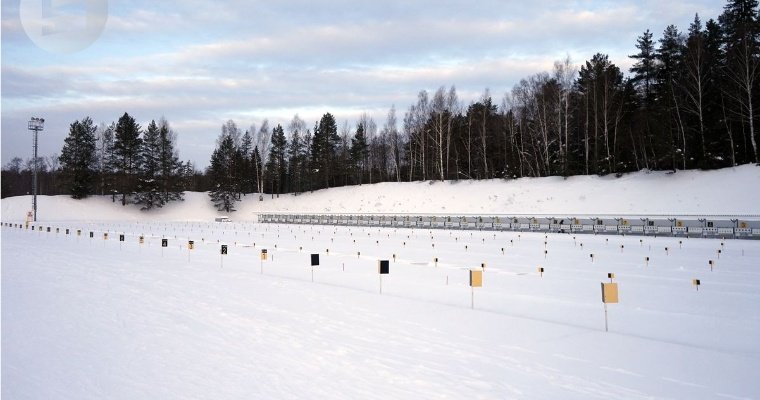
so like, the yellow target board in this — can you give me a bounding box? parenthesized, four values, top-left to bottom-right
(469, 269, 483, 287)
(601, 282, 619, 303)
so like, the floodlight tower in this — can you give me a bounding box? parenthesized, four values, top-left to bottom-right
(28, 117, 45, 221)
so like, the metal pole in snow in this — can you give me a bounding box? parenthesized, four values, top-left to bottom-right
(604, 303, 609, 332)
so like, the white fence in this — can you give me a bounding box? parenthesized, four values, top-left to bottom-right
(256, 214, 760, 239)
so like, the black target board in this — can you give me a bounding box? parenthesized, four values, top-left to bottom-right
(378, 260, 389, 274)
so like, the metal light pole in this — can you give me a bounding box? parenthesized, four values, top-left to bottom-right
(28, 117, 44, 222)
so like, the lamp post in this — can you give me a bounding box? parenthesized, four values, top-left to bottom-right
(28, 117, 44, 222)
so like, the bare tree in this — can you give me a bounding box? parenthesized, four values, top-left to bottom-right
(222, 120, 242, 148)
(554, 55, 577, 174)
(682, 15, 709, 162)
(254, 120, 270, 195)
(722, 5, 760, 163)
(407, 91, 429, 180)
(508, 81, 532, 177)
(479, 89, 493, 178)
(94, 121, 115, 195)
(430, 87, 447, 181)
(445, 86, 460, 179)
(403, 108, 415, 181)
(338, 120, 351, 187)
(358, 113, 377, 183)
(383, 105, 402, 182)
(416, 91, 429, 180)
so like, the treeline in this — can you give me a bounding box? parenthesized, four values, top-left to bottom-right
(1, 156, 63, 198)
(2, 113, 196, 208)
(79, 113, 194, 208)
(3, 1, 759, 210)
(206, 1, 759, 211)
(409, 0, 760, 177)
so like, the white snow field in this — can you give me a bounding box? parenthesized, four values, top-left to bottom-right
(1, 164, 759, 220)
(2, 165, 760, 399)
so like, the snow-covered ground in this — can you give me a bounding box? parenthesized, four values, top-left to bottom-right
(2, 164, 759, 220)
(2, 165, 760, 399)
(2, 221, 760, 399)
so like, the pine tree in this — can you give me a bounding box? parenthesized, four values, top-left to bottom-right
(704, 18, 732, 165)
(239, 129, 253, 193)
(59, 117, 97, 199)
(287, 129, 307, 194)
(657, 25, 687, 170)
(180, 161, 195, 193)
(158, 119, 185, 204)
(630, 29, 658, 107)
(287, 115, 308, 194)
(133, 118, 185, 209)
(311, 113, 340, 188)
(135, 120, 162, 209)
(350, 122, 369, 184)
(113, 112, 142, 205)
(682, 14, 710, 166)
(208, 130, 238, 212)
(465, 94, 498, 178)
(265, 124, 288, 197)
(720, 0, 760, 164)
(336, 121, 352, 186)
(577, 54, 625, 174)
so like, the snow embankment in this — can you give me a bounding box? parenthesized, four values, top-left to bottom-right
(2, 165, 759, 222)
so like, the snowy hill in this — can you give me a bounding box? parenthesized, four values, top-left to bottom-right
(2, 165, 760, 221)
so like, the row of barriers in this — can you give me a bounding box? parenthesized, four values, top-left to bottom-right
(257, 214, 760, 239)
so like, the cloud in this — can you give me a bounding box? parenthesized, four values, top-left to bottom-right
(1, 0, 727, 168)
(160, 9, 642, 68)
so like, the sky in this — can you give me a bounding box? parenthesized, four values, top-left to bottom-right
(1, 0, 724, 170)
